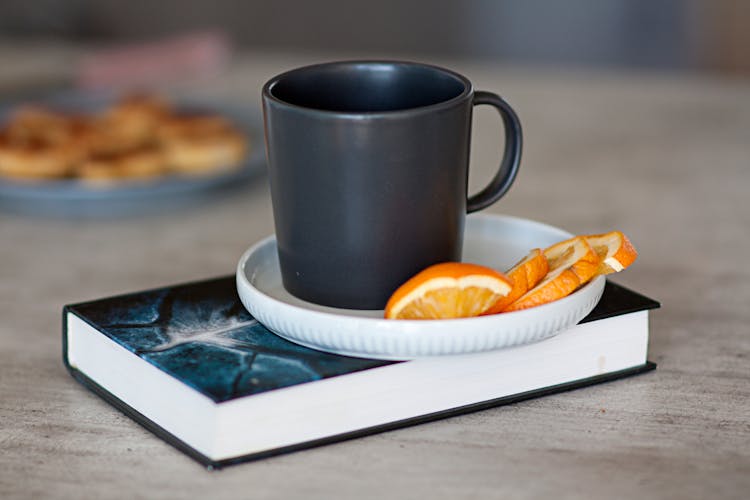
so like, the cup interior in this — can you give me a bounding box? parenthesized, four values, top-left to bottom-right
(267, 62, 468, 113)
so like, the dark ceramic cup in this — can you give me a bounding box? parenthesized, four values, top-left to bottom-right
(262, 60, 522, 309)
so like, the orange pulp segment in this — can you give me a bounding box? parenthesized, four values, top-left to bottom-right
(384, 262, 513, 320)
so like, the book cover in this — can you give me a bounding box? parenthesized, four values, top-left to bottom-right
(63, 277, 659, 468)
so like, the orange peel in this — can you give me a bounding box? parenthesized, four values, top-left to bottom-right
(504, 237, 600, 312)
(483, 248, 549, 315)
(584, 231, 638, 275)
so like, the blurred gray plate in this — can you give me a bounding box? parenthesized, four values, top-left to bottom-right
(0, 91, 266, 217)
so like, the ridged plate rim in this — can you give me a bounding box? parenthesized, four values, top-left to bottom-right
(236, 214, 606, 360)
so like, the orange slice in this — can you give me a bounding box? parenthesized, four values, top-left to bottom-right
(504, 237, 600, 312)
(584, 231, 638, 275)
(543, 236, 601, 285)
(384, 262, 513, 320)
(482, 248, 549, 315)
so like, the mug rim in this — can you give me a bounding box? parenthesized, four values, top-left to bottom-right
(262, 59, 474, 117)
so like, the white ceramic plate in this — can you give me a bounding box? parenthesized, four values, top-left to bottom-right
(236, 214, 605, 360)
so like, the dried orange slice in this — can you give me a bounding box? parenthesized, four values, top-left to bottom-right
(504, 237, 600, 312)
(543, 236, 601, 285)
(584, 231, 638, 275)
(482, 248, 549, 315)
(384, 262, 513, 320)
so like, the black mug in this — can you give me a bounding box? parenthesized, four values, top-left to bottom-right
(262, 60, 522, 309)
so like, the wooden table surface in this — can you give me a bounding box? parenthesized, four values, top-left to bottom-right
(1, 48, 748, 499)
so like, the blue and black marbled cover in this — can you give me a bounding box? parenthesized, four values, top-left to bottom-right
(66, 276, 391, 403)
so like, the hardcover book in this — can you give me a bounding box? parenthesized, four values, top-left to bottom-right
(63, 277, 659, 469)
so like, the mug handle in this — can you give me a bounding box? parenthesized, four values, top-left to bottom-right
(467, 91, 523, 213)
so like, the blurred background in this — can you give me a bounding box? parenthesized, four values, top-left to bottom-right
(0, 0, 748, 93)
(0, 0, 748, 216)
